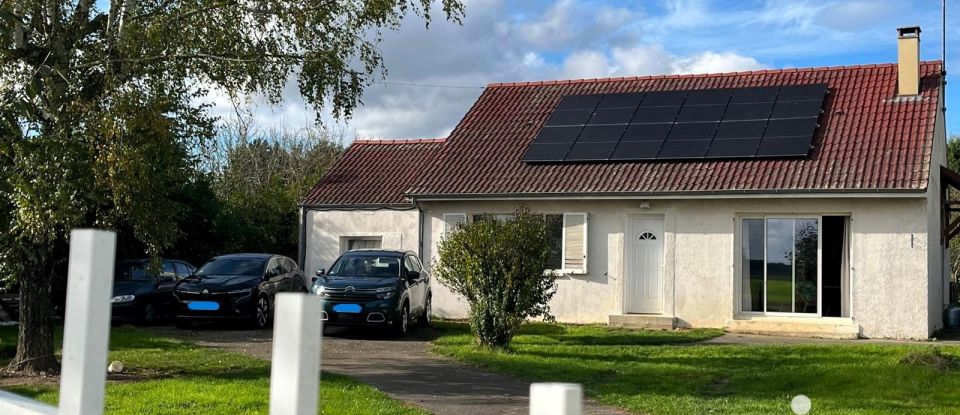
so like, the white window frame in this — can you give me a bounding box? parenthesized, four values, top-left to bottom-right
(341, 236, 383, 253)
(737, 215, 823, 317)
(442, 213, 467, 237)
(561, 212, 589, 275)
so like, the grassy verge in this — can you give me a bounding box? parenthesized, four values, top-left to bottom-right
(432, 321, 960, 415)
(0, 326, 424, 415)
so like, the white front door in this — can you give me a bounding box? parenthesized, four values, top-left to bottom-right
(627, 217, 664, 314)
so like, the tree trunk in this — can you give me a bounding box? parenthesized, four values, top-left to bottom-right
(8, 248, 59, 374)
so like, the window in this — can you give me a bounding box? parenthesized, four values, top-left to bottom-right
(330, 254, 402, 278)
(546, 215, 563, 270)
(173, 263, 192, 279)
(344, 237, 382, 252)
(741, 216, 848, 316)
(443, 214, 466, 237)
(562, 213, 588, 274)
(162, 261, 176, 277)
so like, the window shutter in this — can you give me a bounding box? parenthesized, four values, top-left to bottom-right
(563, 213, 588, 274)
(443, 214, 467, 237)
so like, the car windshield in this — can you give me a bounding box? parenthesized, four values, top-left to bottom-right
(115, 262, 154, 281)
(328, 255, 402, 278)
(196, 258, 267, 277)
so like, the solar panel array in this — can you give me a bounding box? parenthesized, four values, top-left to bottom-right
(522, 84, 828, 163)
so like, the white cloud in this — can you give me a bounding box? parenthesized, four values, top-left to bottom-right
(672, 51, 765, 74)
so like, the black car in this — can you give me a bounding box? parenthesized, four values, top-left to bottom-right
(112, 259, 196, 324)
(173, 253, 308, 328)
(311, 250, 431, 336)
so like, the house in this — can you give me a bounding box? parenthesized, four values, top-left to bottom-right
(302, 27, 953, 339)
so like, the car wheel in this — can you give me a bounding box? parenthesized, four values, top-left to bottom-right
(393, 305, 409, 337)
(174, 318, 192, 329)
(142, 303, 156, 325)
(416, 295, 431, 328)
(253, 296, 271, 329)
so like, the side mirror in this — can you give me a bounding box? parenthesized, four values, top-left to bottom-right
(406, 271, 420, 281)
(315, 268, 325, 277)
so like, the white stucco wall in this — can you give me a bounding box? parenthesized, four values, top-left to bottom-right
(420, 197, 933, 339)
(926, 89, 949, 334)
(303, 208, 420, 275)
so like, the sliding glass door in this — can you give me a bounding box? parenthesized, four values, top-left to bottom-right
(741, 217, 820, 315)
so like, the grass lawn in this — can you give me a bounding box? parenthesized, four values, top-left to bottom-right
(432, 321, 960, 415)
(0, 326, 424, 415)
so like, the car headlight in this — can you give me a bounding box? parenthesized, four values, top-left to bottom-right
(111, 295, 135, 304)
(227, 288, 254, 294)
(376, 288, 396, 300)
(313, 286, 329, 297)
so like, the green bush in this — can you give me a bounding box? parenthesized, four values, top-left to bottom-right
(434, 207, 557, 350)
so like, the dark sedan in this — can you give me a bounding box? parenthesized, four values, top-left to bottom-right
(111, 259, 196, 324)
(173, 253, 308, 329)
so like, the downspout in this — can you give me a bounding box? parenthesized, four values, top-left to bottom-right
(414, 198, 425, 261)
(298, 206, 308, 268)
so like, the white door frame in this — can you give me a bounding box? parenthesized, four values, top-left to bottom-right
(624, 215, 665, 314)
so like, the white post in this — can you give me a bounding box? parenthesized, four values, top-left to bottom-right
(530, 383, 582, 415)
(58, 230, 116, 415)
(269, 293, 323, 415)
(0, 390, 57, 415)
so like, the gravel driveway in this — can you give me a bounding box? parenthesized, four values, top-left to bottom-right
(153, 324, 626, 415)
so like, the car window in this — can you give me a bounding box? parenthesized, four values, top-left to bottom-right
(196, 258, 268, 277)
(115, 262, 154, 281)
(409, 256, 423, 273)
(281, 258, 296, 274)
(162, 261, 176, 276)
(403, 257, 416, 274)
(329, 255, 402, 278)
(173, 263, 191, 279)
(266, 258, 283, 276)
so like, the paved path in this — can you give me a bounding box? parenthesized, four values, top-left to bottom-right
(153, 325, 627, 415)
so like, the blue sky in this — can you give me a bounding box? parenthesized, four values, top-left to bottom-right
(202, 0, 960, 139)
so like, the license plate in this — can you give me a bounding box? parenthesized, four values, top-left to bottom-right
(332, 304, 362, 313)
(188, 301, 220, 311)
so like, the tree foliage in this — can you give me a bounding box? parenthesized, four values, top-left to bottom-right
(434, 207, 558, 350)
(0, 0, 464, 373)
(209, 120, 344, 259)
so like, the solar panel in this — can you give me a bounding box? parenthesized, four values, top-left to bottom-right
(716, 121, 766, 139)
(756, 137, 811, 157)
(578, 125, 626, 142)
(598, 93, 644, 108)
(730, 87, 779, 103)
(522, 83, 827, 163)
(556, 94, 603, 110)
(533, 126, 582, 143)
(523, 143, 572, 162)
(723, 102, 773, 121)
(632, 106, 681, 123)
(545, 109, 593, 126)
(610, 141, 663, 160)
(660, 140, 711, 159)
(567, 141, 617, 160)
(677, 104, 726, 122)
(771, 100, 823, 119)
(621, 124, 672, 141)
(685, 89, 732, 105)
(706, 138, 761, 158)
(667, 122, 718, 140)
(641, 91, 687, 106)
(588, 108, 636, 125)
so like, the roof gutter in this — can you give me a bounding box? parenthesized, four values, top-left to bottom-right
(408, 188, 928, 202)
(299, 203, 417, 211)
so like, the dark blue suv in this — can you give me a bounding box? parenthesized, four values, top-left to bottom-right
(311, 250, 431, 336)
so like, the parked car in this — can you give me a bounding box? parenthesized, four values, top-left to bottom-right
(311, 249, 431, 336)
(112, 259, 196, 324)
(173, 253, 308, 329)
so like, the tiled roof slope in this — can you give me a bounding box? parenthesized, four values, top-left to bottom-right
(408, 62, 943, 198)
(302, 138, 445, 207)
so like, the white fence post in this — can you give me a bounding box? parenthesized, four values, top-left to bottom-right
(58, 230, 116, 415)
(530, 383, 582, 415)
(268, 293, 323, 415)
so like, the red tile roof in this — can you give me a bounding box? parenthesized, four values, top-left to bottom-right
(301, 138, 445, 207)
(408, 62, 943, 198)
